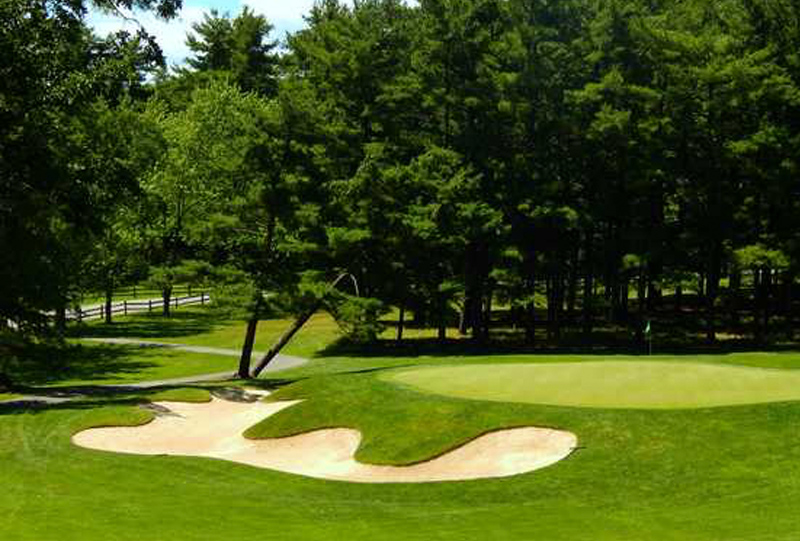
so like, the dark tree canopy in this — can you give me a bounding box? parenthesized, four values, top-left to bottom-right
(6, 0, 800, 354)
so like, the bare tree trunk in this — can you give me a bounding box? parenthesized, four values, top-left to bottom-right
(438, 294, 447, 343)
(763, 268, 772, 340)
(619, 276, 629, 321)
(582, 270, 593, 341)
(104, 287, 113, 325)
(568, 247, 579, 316)
(635, 268, 646, 345)
(238, 317, 259, 378)
(397, 303, 405, 343)
(458, 299, 470, 335)
(162, 287, 172, 317)
(237, 293, 264, 378)
(524, 255, 536, 344)
(705, 243, 722, 343)
(55, 305, 66, 337)
(729, 270, 741, 327)
(784, 271, 795, 341)
(483, 286, 493, 340)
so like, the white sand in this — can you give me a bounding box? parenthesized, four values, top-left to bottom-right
(72, 390, 577, 483)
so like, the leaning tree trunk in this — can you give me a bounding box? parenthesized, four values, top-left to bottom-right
(251, 273, 357, 377)
(252, 309, 315, 378)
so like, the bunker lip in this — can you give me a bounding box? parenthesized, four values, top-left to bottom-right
(71, 390, 578, 483)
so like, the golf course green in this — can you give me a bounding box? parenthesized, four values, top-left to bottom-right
(387, 361, 800, 409)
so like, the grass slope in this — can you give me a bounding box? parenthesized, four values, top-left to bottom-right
(387, 360, 800, 408)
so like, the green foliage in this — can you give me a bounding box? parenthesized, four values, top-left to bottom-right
(184, 7, 279, 95)
(0, 0, 166, 329)
(734, 244, 790, 269)
(329, 296, 388, 343)
(147, 260, 212, 293)
(10, 0, 800, 347)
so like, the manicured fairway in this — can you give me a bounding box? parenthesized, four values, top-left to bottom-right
(388, 361, 800, 409)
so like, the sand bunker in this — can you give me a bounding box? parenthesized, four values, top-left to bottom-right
(72, 390, 577, 483)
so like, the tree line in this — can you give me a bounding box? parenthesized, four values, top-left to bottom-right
(4, 0, 800, 367)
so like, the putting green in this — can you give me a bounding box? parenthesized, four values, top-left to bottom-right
(386, 361, 800, 409)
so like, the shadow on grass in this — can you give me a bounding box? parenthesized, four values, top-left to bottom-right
(67, 310, 227, 341)
(0, 381, 292, 417)
(317, 330, 800, 359)
(3, 342, 169, 387)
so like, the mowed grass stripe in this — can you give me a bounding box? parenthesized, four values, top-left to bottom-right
(387, 361, 800, 409)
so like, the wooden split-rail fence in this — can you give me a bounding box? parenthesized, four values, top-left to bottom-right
(67, 292, 211, 322)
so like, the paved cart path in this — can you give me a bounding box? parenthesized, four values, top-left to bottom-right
(0, 339, 307, 406)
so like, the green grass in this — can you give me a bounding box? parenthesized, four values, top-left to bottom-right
(0, 393, 21, 401)
(8, 310, 800, 539)
(386, 360, 800, 409)
(5, 358, 800, 539)
(7, 342, 238, 388)
(74, 308, 342, 358)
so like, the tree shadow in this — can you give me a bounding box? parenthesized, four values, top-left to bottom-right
(316, 330, 800, 359)
(0, 382, 292, 417)
(3, 342, 171, 387)
(67, 310, 228, 341)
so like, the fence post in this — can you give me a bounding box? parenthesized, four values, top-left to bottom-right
(77, 308, 83, 323)
(201, 292, 205, 305)
(149, 299, 152, 312)
(188, 285, 192, 297)
(175, 296, 178, 309)
(124, 301, 127, 316)
(133, 285, 137, 298)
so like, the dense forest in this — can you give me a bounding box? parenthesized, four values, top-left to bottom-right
(4, 0, 800, 365)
